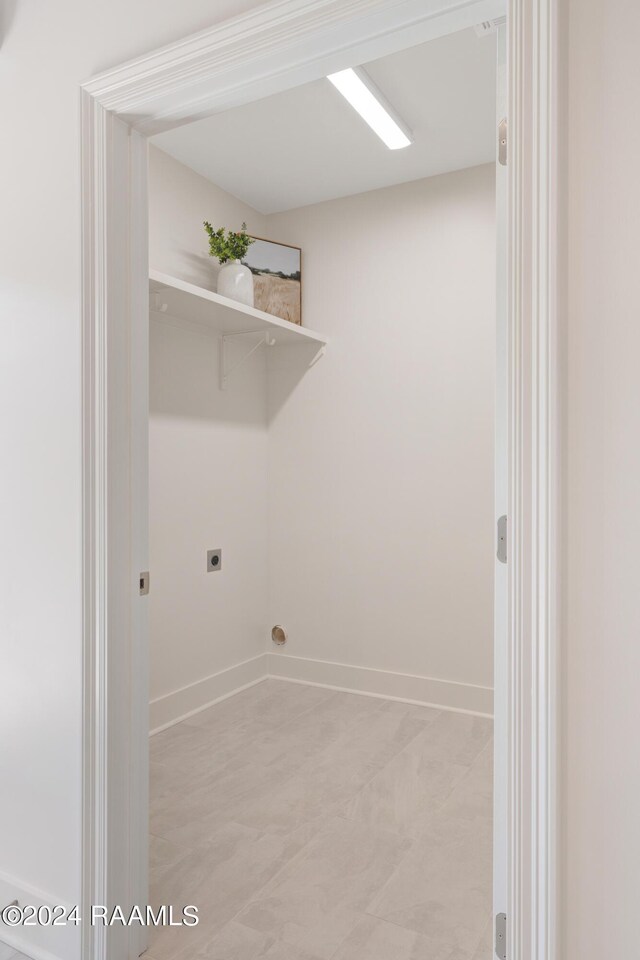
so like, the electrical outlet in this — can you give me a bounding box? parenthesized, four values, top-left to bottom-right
(207, 549, 222, 572)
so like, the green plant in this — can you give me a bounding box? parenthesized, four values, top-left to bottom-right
(203, 221, 255, 264)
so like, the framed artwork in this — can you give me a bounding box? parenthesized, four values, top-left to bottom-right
(243, 236, 302, 326)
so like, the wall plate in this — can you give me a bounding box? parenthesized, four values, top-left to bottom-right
(207, 549, 222, 572)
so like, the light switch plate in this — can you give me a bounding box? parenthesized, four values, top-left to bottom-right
(207, 549, 222, 572)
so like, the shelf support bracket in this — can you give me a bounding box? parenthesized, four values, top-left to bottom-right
(219, 330, 276, 390)
(309, 344, 326, 368)
(152, 290, 169, 314)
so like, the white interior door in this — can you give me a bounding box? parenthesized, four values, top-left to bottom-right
(493, 19, 508, 952)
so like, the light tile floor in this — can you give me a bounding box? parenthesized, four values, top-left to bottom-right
(147, 680, 493, 960)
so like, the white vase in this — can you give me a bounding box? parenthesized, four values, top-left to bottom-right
(217, 259, 254, 306)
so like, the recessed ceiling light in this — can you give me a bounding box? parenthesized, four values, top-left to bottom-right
(327, 67, 413, 150)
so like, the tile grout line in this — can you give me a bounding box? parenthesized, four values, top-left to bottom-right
(334, 721, 436, 830)
(150, 684, 341, 788)
(435, 738, 494, 822)
(339, 712, 490, 838)
(214, 818, 330, 935)
(215, 704, 443, 920)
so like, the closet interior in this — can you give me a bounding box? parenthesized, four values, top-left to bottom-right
(146, 23, 500, 960)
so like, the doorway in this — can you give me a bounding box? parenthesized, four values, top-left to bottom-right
(145, 22, 501, 960)
(83, 4, 555, 956)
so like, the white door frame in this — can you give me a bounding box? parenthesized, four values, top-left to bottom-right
(80, 1, 559, 958)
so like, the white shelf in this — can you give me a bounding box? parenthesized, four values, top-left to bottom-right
(149, 270, 327, 348)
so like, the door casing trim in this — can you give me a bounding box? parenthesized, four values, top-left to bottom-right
(81, 1, 559, 956)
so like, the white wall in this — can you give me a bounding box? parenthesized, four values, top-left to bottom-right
(0, 0, 270, 952)
(148, 322, 269, 725)
(147, 155, 495, 718)
(564, 2, 640, 956)
(149, 146, 267, 291)
(148, 148, 269, 729)
(267, 165, 496, 702)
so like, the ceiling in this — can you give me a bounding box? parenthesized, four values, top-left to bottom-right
(151, 28, 497, 215)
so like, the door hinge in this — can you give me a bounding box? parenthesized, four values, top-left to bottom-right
(497, 515, 507, 564)
(495, 912, 507, 959)
(498, 117, 507, 165)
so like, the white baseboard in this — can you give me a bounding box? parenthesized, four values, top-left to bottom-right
(0, 870, 77, 960)
(149, 650, 493, 735)
(267, 652, 493, 717)
(150, 653, 268, 734)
